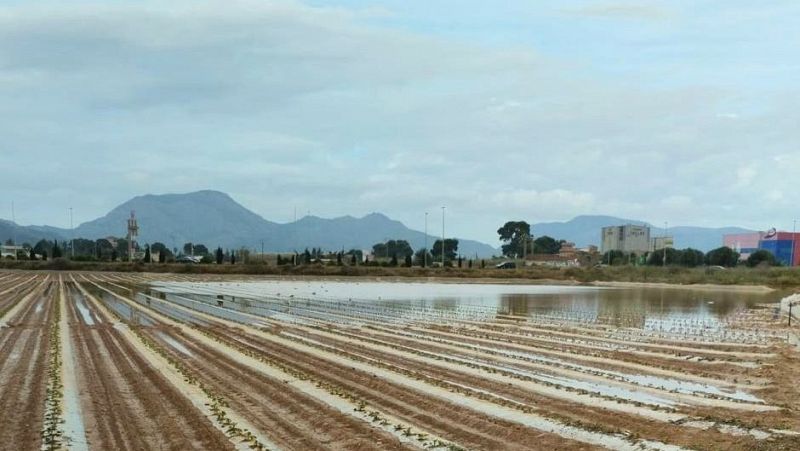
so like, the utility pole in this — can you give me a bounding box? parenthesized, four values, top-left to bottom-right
(441, 206, 446, 267)
(424, 212, 428, 268)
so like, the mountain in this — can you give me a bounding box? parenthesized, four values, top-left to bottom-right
(0, 219, 65, 246)
(0, 190, 498, 257)
(73, 190, 280, 249)
(533, 215, 753, 252)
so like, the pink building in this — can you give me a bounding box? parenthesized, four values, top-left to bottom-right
(724, 230, 800, 266)
(723, 232, 764, 259)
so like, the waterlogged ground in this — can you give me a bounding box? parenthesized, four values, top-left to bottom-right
(1, 271, 799, 450)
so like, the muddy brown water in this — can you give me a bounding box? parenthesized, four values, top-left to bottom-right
(146, 280, 785, 325)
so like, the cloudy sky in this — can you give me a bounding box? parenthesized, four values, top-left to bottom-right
(1, 0, 798, 244)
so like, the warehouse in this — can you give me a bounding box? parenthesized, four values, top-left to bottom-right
(723, 230, 800, 266)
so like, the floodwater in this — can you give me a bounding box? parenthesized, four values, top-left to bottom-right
(149, 280, 782, 325)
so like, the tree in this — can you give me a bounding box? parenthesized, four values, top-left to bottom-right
(390, 253, 398, 266)
(747, 250, 778, 268)
(303, 248, 311, 263)
(116, 238, 129, 261)
(432, 239, 459, 262)
(602, 250, 624, 265)
(52, 240, 62, 259)
(681, 248, 705, 267)
(533, 236, 561, 254)
(151, 242, 173, 262)
(404, 254, 412, 267)
(350, 253, 356, 265)
(372, 242, 388, 258)
(230, 251, 236, 265)
(33, 240, 52, 257)
(647, 248, 682, 266)
(183, 242, 194, 255)
(372, 240, 413, 260)
(143, 245, 151, 263)
(497, 221, 531, 258)
(414, 248, 433, 267)
(215, 247, 224, 265)
(29, 248, 35, 260)
(194, 244, 210, 256)
(337, 252, 343, 266)
(705, 247, 740, 267)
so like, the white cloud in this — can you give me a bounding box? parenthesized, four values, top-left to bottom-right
(0, 0, 798, 243)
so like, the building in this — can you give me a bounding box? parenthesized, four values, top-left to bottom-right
(601, 225, 651, 255)
(758, 230, 800, 267)
(649, 236, 674, 252)
(0, 244, 25, 259)
(723, 232, 765, 260)
(723, 230, 800, 266)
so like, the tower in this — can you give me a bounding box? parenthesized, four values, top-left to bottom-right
(127, 211, 139, 262)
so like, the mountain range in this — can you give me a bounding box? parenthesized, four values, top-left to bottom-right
(0, 191, 754, 255)
(532, 215, 752, 252)
(0, 191, 498, 257)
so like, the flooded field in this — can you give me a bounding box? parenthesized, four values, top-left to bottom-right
(1, 270, 799, 450)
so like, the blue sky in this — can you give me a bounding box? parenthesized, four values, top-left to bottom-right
(1, 1, 798, 244)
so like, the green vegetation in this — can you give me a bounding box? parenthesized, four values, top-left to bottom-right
(746, 249, 778, 268)
(4, 258, 800, 288)
(497, 221, 531, 258)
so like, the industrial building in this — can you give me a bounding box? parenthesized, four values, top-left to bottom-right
(649, 236, 674, 252)
(601, 224, 651, 255)
(723, 230, 800, 266)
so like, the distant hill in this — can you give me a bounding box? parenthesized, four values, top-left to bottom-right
(0, 219, 65, 246)
(0, 190, 499, 257)
(533, 215, 753, 252)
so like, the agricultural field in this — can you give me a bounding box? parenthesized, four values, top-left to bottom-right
(1, 271, 799, 450)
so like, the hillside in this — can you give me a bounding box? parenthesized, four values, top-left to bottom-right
(0, 191, 498, 257)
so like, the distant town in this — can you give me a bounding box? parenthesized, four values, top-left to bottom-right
(1, 210, 795, 270)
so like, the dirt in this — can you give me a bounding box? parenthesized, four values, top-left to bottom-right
(64, 283, 234, 450)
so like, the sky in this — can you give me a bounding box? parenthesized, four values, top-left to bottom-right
(1, 0, 799, 245)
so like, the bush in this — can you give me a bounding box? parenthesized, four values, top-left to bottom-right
(746, 250, 778, 268)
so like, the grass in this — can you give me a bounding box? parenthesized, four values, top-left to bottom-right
(2, 259, 800, 289)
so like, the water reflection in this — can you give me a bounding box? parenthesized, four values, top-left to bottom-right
(499, 287, 779, 327)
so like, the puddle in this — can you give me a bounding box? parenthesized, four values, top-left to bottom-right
(156, 331, 194, 357)
(74, 297, 95, 326)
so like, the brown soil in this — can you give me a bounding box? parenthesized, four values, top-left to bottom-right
(0, 280, 53, 448)
(64, 283, 234, 450)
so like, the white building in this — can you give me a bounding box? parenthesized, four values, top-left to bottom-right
(601, 225, 651, 255)
(1, 244, 26, 259)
